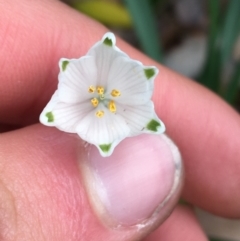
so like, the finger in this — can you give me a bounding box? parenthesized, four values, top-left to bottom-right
(160, 74, 240, 218)
(1, 0, 240, 217)
(1, 0, 99, 125)
(0, 124, 182, 240)
(143, 206, 208, 241)
(0, 123, 21, 133)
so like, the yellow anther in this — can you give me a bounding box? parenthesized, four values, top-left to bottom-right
(108, 100, 117, 113)
(97, 86, 105, 95)
(95, 110, 104, 118)
(111, 89, 121, 97)
(91, 98, 99, 107)
(88, 85, 96, 93)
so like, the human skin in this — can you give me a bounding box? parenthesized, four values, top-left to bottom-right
(0, 0, 240, 240)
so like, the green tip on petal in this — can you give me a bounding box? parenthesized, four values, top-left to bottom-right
(45, 112, 54, 123)
(144, 68, 155, 79)
(103, 37, 113, 47)
(146, 119, 161, 132)
(61, 60, 69, 71)
(99, 144, 112, 153)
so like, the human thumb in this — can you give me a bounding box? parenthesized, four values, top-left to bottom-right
(0, 125, 182, 241)
(79, 133, 183, 240)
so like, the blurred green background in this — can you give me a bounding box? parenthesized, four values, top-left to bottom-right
(63, 0, 240, 113)
(60, 2, 240, 238)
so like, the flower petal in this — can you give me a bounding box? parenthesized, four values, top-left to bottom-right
(87, 33, 127, 87)
(101, 32, 116, 46)
(58, 56, 98, 103)
(76, 104, 130, 156)
(118, 101, 165, 136)
(106, 56, 158, 105)
(39, 91, 59, 126)
(52, 101, 93, 133)
(145, 117, 165, 133)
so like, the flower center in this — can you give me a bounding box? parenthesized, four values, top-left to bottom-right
(88, 85, 121, 118)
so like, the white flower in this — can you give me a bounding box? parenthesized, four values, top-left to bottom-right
(40, 32, 165, 157)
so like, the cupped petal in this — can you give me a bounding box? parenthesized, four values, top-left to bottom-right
(86, 33, 127, 87)
(117, 101, 165, 136)
(58, 56, 98, 103)
(106, 56, 159, 105)
(39, 32, 165, 157)
(39, 90, 59, 126)
(76, 104, 130, 156)
(52, 101, 93, 133)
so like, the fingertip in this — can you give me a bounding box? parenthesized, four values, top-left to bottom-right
(80, 134, 183, 233)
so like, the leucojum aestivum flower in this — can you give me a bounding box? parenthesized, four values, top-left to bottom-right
(40, 33, 165, 157)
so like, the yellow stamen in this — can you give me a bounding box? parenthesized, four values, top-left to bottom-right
(111, 89, 121, 97)
(108, 100, 116, 113)
(96, 110, 104, 118)
(91, 98, 99, 107)
(97, 86, 105, 95)
(88, 85, 95, 93)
